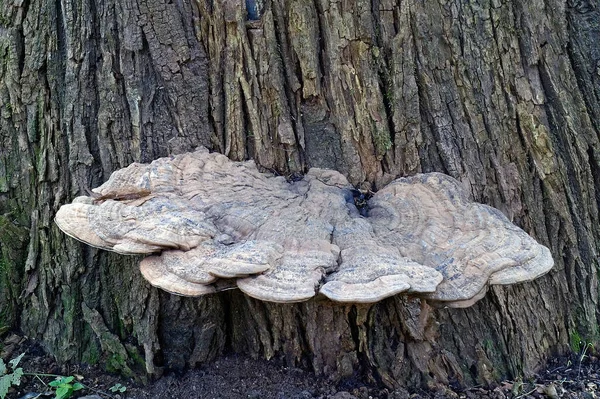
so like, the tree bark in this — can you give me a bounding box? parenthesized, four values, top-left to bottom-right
(1, 0, 599, 389)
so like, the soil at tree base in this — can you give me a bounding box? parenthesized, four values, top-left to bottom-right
(2, 333, 598, 399)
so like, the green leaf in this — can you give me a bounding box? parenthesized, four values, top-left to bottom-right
(10, 368, 22, 386)
(72, 382, 84, 391)
(8, 353, 24, 369)
(62, 376, 74, 384)
(0, 374, 12, 398)
(55, 385, 71, 399)
(0, 359, 6, 376)
(48, 379, 61, 387)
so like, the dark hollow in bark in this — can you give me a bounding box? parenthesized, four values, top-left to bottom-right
(0, 0, 599, 389)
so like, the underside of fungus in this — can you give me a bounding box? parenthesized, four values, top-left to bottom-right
(55, 148, 553, 307)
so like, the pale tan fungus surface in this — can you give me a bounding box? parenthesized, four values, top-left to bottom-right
(55, 148, 554, 306)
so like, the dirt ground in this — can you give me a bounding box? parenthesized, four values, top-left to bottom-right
(2, 332, 599, 399)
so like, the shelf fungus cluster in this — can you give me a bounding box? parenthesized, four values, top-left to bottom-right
(55, 148, 553, 307)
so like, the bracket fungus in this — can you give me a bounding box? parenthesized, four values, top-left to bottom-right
(55, 148, 553, 307)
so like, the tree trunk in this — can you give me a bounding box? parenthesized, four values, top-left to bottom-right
(1, 0, 599, 389)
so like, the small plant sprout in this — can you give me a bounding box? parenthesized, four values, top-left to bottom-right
(48, 375, 84, 399)
(578, 341, 595, 380)
(109, 382, 127, 393)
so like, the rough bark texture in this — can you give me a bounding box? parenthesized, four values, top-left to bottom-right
(0, 0, 599, 389)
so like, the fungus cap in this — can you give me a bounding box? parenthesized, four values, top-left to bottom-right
(55, 149, 554, 306)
